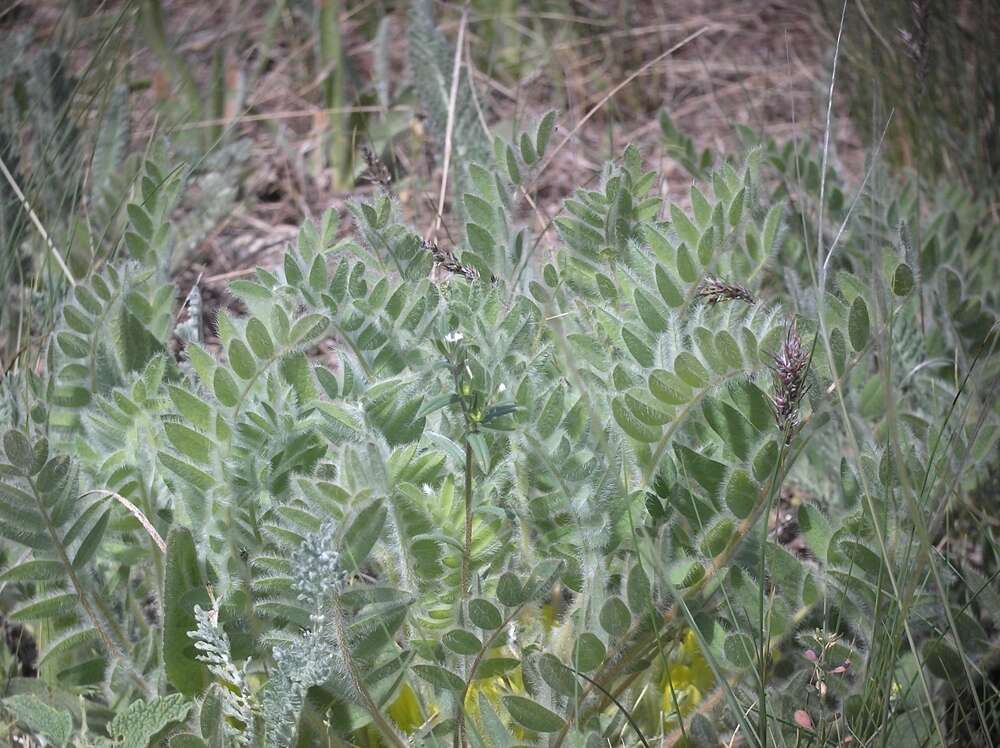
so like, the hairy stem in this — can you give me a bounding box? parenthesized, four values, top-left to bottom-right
(29, 478, 150, 697)
(455, 438, 475, 748)
(330, 597, 408, 748)
(461, 439, 473, 599)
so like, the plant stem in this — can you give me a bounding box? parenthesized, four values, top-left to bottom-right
(455, 602, 527, 748)
(454, 438, 475, 748)
(570, 666, 651, 747)
(461, 439, 473, 600)
(29, 477, 150, 697)
(552, 443, 796, 748)
(331, 597, 408, 748)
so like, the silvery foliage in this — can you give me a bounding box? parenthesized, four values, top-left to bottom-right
(263, 520, 347, 747)
(188, 602, 255, 745)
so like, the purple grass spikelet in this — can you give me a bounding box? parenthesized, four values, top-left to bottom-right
(422, 238, 480, 282)
(771, 320, 809, 443)
(698, 276, 755, 305)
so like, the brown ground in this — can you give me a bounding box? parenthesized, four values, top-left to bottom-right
(11, 0, 864, 338)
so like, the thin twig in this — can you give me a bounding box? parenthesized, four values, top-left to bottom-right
(429, 4, 469, 243)
(0, 153, 76, 286)
(202, 266, 258, 284)
(570, 666, 651, 747)
(821, 111, 894, 275)
(529, 26, 712, 190)
(462, 25, 551, 247)
(80, 490, 166, 554)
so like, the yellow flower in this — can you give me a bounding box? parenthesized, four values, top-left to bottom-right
(464, 657, 527, 743)
(661, 629, 715, 730)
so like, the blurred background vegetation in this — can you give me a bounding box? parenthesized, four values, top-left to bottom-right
(2, 0, 993, 374)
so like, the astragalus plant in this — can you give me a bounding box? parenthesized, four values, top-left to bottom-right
(1, 109, 998, 748)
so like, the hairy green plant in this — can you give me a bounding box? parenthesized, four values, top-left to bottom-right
(1, 92, 999, 748)
(0, 27, 250, 382)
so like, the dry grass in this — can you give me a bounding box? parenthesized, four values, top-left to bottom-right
(12, 0, 866, 322)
